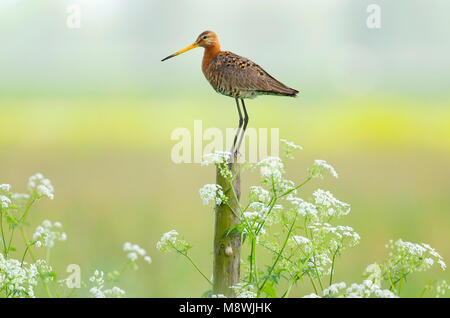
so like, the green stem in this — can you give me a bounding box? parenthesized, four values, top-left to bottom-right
(0, 208, 6, 256)
(46, 247, 51, 263)
(184, 253, 213, 285)
(170, 242, 212, 285)
(309, 275, 319, 294)
(252, 238, 258, 283)
(419, 286, 429, 298)
(249, 237, 254, 282)
(280, 177, 313, 200)
(397, 270, 404, 296)
(329, 247, 340, 286)
(21, 245, 30, 265)
(257, 213, 297, 297)
(20, 228, 53, 298)
(312, 253, 324, 291)
(248, 236, 258, 283)
(7, 197, 37, 258)
(19, 197, 37, 223)
(6, 227, 15, 258)
(20, 228, 36, 262)
(256, 176, 312, 237)
(282, 276, 297, 298)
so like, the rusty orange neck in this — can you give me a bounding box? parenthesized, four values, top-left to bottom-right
(202, 44, 221, 73)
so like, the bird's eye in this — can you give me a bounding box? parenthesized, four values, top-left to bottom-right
(202, 36, 207, 40)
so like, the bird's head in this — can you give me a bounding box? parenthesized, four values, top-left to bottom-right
(195, 31, 219, 48)
(161, 30, 219, 62)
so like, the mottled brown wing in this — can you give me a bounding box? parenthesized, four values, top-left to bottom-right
(212, 51, 298, 97)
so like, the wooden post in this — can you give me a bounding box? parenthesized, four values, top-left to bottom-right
(212, 159, 241, 297)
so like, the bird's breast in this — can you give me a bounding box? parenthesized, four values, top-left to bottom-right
(203, 58, 227, 94)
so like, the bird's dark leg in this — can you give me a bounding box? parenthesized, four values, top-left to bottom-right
(230, 98, 244, 156)
(235, 98, 249, 156)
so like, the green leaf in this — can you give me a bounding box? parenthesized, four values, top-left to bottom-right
(261, 282, 277, 298)
(242, 232, 248, 244)
(5, 214, 19, 226)
(223, 225, 240, 238)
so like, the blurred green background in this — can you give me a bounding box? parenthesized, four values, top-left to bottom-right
(0, 0, 449, 297)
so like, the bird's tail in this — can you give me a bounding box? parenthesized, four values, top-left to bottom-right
(256, 87, 299, 97)
(259, 72, 299, 97)
(284, 88, 299, 97)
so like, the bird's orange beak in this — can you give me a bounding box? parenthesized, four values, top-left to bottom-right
(161, 42, 199, 62)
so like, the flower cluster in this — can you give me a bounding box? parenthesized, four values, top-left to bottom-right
(249, 186, 271, 204)
(28, 173, 54, 200)
(291, 235, 312, 251)
(201, 151, 233, 180)
(305, 280, 398, 298)
(287, 189, 350, 222)
(280, 139, 303, 159)
(32, 220, 67, 248)
(199, 184, 227, 206)
(123, 242, 152, 264)
(0, 253, 39, 298)
(364, 263, 383, 286)
(313, 189, 351, 219)
(257, 156, 285, 184)
(0, 195, 11, 209)
(308, 223, 360, 251)
(231, 283, 257, 298)
(156, 230, 191, 254)
(0, 184, 12, 209)
(89, 270, 126, 298)
(309, 159, 339, 179)
(0, 184, 11, 193)
(384, 239, 446, 274)
(256, 157, 296, 196)
(436, 280, 449, 298)
(201, 151, 232, 166)
(288, 196, 317, 219)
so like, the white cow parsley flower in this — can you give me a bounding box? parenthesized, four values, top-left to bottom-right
(385, 239, 446, 273)
(364, 263, 382, 286)
(313, 189, 351, 218)
(308, 222, 360, 251)
(156, 230, 190, 254)
(291, 235, 313, 253)
(309, 159, 339, 179)
(288, 196, 319, 220)
(0, 184, 11, 193)
(305, 280, 397, 298)
(0, 195, 12, 208)
(249, 186, 271, 204)
(280, 139, 303, 159)
(201, 151, 232, 166)
(0, 254, 39, 298)
(199, 184, 226, 206)
(89, 270, 125, 298)
(123, 242, 151, 264)
(28, 173, 54, 200)
(257, 156, 284, 183)
(231, 283, 257, 298)
(344, 280, 397, 298)
(32, 220, 67, 248)
(436, 280, 449, 298)
(323, 282, 347, 297)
